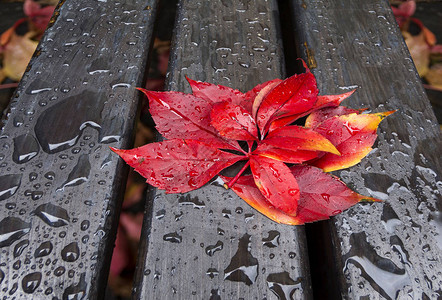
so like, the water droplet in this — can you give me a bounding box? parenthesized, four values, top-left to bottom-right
(266, 271, 302, 300)
(34, 241, 53, 257)
(0, 217, 31, 247)
(390, 235, 411, 266)
(205, 241, 224, 256)
(82, 235, 89, 244)
(9, 282, 18, 295)
(25, 79, 52, 95)
(288, 189, 298, 197)
(45, 287, 53, 295)
(262, 230, 280, 248)
(35, 91, 104, 153)
(44, 171, 55, 180)
(381, 203, 402, 234)
(13, 116, 24, 127)
(343, 121, 360, 135)
(178, 194, 205, 209)
(22, 272, 42, 293)
(100, 153, 113, 169)
(13, 260, 21, 270)
(224, 233, 258, 285)
(80, 220, 90, 231)
(99, 116, 123, 143)
(163, 232, 182, 243)
(222, 209, 232, 218)
(58, 154, 91, 189)
(206, 268, 219, 279)
(155, 209, 166, 219)
(0, 174, 22, 201)
(54, 266, 66, 276)
(13, 239, 29, 258)
(344, 232, 410, 300)
(12, 134, 40, 164)
(321, 193, 330, 203)
(61, 242, 80, 262)
(29, 172, 38, 181)
(31, 191, 44, 200)
(63, 272, 87, 300)
(209, 289, 221, 300)
(34, 203, 70, 227)
(245, 213, 254, 223)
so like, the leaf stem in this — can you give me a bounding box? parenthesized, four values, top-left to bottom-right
(0, 82, 18, 90)
(225, 160, 250, 189)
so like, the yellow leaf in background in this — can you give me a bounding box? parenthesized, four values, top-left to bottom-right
(403, 31, 430, 77)
(1, 31, 38, 82)
(425, 64, 442, 90)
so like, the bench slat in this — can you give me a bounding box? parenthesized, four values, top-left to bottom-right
(291, 0, 442, 298)
(133, 1, 313, 299)
(0, 0, 158, 298)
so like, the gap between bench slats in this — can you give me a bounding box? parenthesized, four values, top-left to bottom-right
(291, 0, 442, 299)
(133, 0, 313, 299)
(0, 0, 158, 298)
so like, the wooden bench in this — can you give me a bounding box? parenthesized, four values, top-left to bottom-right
(0, 0, 440, 299)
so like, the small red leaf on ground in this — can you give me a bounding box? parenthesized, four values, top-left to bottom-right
(24, 0, 55, 33)
(249, 156, 299, 216)
(111, 139, 244, 193)
(210, 101, 258, 140)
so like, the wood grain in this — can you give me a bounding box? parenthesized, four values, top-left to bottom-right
(0, 0, 158, 298)
(291, 0, 442, 299)
(133, 0, 313, 299)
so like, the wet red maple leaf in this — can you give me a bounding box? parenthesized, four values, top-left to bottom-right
(112, 62, 394, 225)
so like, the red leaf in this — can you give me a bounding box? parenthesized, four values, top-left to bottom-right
(187, 77, 282, 114)
(253, 144, 319, 164)
(220, 174, 306, 225)
(263, 125, 340, 155)
(268, 90, 356, 132)
(186, 77, 245, 105)
(251, 79, 282, 120)
(115, 72, 393, 226)
(111, 139, 244, 193)
(222, 165, 379, 225)
(24, 0, 55, 33)
(138, 89, 240, 151)
(256, 65, 318, 135)
(249, 156, 299, 216)
(210, 101, 258, 141)
(311, 111, 395, 172)
(305, 105, 362, 129)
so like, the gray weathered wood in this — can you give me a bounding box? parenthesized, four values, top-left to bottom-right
(0, 0, 158, 298)
(133, 0, 313, 299)
(291, 0, 442, 299)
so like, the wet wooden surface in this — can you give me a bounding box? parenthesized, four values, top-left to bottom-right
(133, 0, 313, 299)
(0, 0, 158, 298)
(291, 0, 442, 299)
(1, 0, 440, 299)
